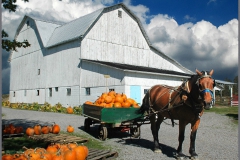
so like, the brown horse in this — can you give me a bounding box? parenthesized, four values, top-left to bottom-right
(138, 69, 215, 160)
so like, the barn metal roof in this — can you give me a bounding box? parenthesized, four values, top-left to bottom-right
(45, 3, 152, 48)
(82, 59, 192, 78)
(46, 8, 104, 47)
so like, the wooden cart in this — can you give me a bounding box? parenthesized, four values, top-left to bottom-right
(82, 104, 144, 140)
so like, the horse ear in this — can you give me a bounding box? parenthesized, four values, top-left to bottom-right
(196, 69, 202, 76)
(209, 69, 214, 76)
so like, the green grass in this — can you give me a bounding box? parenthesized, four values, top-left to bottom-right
(3, 132, 110, 155)
(3, 136, 48, 154)
(205, 106, 238, 124)
(61, 131, 111, 150)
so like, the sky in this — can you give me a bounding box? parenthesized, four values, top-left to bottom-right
(2, 0, 238, 94)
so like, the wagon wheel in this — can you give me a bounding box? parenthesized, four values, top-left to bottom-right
(98, 125, 108, 141)
(84, 118, 91, 132)
(130, 126, 140, 138)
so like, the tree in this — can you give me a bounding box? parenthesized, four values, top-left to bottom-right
(2, 0, 31, 52)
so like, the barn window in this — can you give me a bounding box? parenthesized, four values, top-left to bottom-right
(144, 89, 149, 94)
(49, 88, 52, 97)
(37, 90, 40, 96)
(24, 90, 27, 96)
(67, 88, 71, 96)
(86, 88, 90, 95)
(118, 10, 122, 18)
(38, 69, 40, 75)
(27, 21, 29, 27)
(109, 88, 115, 92)
(55, 87, 58, 92)
(13, 91, 16, 97)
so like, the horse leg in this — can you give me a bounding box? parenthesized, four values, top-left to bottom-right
(176, 120, 187, 159)
(189, 118, 201, 160)
(150, 114, 164, 152)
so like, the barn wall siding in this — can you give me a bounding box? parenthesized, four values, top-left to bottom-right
(12, 18, 42, 60)
(44, 40, 81, 88)
(81, 61, 125, 88)
(9, 4, 191, 107)
(80, 85, 125, 104)
(9, 89, 45, 104)
(81, 6, 184, 73)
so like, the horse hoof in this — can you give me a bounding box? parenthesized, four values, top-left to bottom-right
(191, 156, 199, 160)
(154, 149, 162, 153)
(176, 156, 187, 160)
(174, 152, 187, 160)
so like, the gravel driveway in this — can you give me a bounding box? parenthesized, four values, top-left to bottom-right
(2, 107, 238, 160)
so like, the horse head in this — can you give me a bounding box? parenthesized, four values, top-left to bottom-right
(195, 69, 215, 110)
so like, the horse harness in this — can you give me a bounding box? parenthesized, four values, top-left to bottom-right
(147, 81, 204, 127)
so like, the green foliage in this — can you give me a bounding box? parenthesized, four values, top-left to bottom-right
(2, 0, 29, 12)
(205, 106, 238, 124)
(3, 102, 83, 115)
(3, 136, 48, 154)
(2, 0, 31, 52)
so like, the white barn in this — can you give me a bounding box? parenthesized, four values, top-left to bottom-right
(9, 3, 193, 107)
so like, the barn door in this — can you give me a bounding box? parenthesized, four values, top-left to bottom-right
(130, 85, 141, 104)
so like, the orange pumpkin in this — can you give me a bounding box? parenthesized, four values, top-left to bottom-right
(121, 93, 127, 102)
(67, 125, 74, 133)
(68, 143, 78, 149)
(60, 144, 69, 153)
(41, 126, 49, 134)
(28, 151, 41, 160)
(42, 152, 53, 160)
(114, 95, 124, 103)
(67, 106, 74, 114)
(48, 125, 53, 133)
(63, 149, 77, 160)
(52, 150, 64, 160)
(105, 103, 113, 108)
(104, 95, 113, 104)
(34, 124, 42, 135)
(85, 101, 93, 105)
(15, 126, 23, 134)
(73, 145, 88, 160)
(2, 154, 14, 160)
(108, 91, 116, 96)
(26, 127, 34, 136)
(23, 148, 34, 157)
(133, 103, 140, 108)
(122, 101, 131, 108)
(126, 98, 135, 106)
(13, 153, 27, 160)
(46, 145, 58, 154)
(113, 102, 122, 108)
(52, 123, 60, 134)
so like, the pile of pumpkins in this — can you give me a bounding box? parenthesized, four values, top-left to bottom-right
(2, 142, 88, 160)
(85, 91, 140, 108)
(25, 123, 74, 136)
(3, 124, 24, 135)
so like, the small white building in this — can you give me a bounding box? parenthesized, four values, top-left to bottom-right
(9, 3, 193, 107)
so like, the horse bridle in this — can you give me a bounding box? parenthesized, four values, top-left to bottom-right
(195, 73, 215, 101)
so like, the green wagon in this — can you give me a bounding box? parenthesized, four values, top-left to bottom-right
(82, 104, 144, 140)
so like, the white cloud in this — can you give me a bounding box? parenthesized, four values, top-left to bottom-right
(145, 14, 238, 74)
(184, 15, 196, 22)
(1, 0, 238, 95)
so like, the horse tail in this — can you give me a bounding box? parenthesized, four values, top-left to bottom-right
(137, 91, 150, 115)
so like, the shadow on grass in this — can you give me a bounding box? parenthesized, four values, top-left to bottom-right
(226, 113, 238, 120)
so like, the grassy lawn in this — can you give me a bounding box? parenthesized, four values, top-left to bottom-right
(205, 106, 238, 124)
(3, 131, 110, 154)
